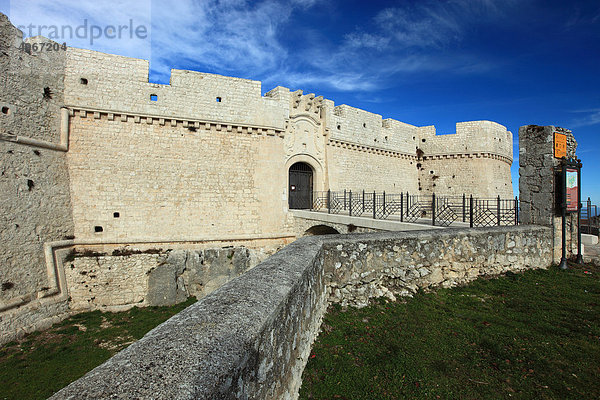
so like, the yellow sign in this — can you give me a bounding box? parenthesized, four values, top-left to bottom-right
(554, 133, 566, 158)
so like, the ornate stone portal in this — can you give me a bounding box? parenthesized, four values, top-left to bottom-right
(284, 90, 326, 167)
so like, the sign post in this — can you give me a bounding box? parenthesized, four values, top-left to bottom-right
(575, 162, 583, 264)
(558, 158, 583, 269)
(566, 168, 578, 213)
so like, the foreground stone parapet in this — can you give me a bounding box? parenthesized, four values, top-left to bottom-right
(51, 237, 327, 400)
(50, 226, 551, 399)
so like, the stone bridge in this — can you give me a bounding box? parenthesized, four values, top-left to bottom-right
(291, 209, 446, 237)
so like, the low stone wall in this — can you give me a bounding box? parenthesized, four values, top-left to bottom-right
(0, 297, 70, 348)
(323, 226, 553, 307)
(50, 225, 552, 399)
(51, 237, 327, 400)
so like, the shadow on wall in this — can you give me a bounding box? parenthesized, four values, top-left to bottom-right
(304, 225, 341, 236)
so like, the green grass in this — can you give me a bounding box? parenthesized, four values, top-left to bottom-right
(300, 262, 600, 400)
(0, 297, 196, 400)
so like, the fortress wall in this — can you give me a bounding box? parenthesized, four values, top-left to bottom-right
(67, 114, 290, 242)
(65, 47, 149, 83)
(0, 14, 74, 342)
(419, 121, 513, 158)
(382, 118, 420, 153)
(65, 48, 288, 130)
(328, 104, 384, 144)
(324, 226, 552, 308)
(419, 157, 514, 198)
(326, 144, 418, 193)
(0, 11, 519, 345)
(265, 86, 292, 117)
(416, 121, 513, 197)
(0, 34, 65, 142)
(324, 102, 418, 154)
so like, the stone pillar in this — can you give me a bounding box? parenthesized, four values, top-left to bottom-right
(518, 125, 579, 263)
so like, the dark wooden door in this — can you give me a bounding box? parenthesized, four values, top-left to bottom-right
(289, 163, 313, 209)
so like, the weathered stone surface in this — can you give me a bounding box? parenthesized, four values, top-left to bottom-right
(66, 253, 159, 310)
(518, 125, 579, 262)
(323, 226, 553, 307)
(64, 246, 272, 311)
(51, 236, 328, 400)
(147, 264, 178, 307)
(165, 250, 188, 275)
(180, 247, 260, 300)
(0, 13, 73, 344)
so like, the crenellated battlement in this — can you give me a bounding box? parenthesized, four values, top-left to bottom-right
(289, 90, 323, 116)
(64, 48, 289, 131)
(418, 121, 513, 161)
(60, 45, 513, 165)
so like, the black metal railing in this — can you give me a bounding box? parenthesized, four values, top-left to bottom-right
(310, 190, 519, 228)
(582, 197, 599, 236)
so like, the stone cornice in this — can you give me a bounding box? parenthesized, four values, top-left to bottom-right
(328, 138, 417, 159)
(328, 138, 512, 164)
(423, 152, 513, 164)
(66, 106, 285, 137)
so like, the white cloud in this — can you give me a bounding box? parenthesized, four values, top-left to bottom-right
(577, 148, 598, 154)
(278, 0, 522, 92)
(291, 0, 320, 9)
(564, 4, 600, 30)
(351, 0, 516, 52)
(372, 5, 461, 49)
(149, 0, 308, 82)
(266, 70, 378, 92)
(0, 0, 522, 93)
(343, 32, 390, 51)
(570, 109, 600, 128)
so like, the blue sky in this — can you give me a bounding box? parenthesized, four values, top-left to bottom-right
(3, 0, 600, 201)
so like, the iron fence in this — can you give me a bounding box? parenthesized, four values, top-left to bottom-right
(582, 197, 599, 236)
(311, 190, 519, 227)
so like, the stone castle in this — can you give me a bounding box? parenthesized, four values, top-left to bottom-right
(0, 12, 514, 344)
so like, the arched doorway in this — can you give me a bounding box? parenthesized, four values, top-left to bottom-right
(288, 162, 313, 209)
